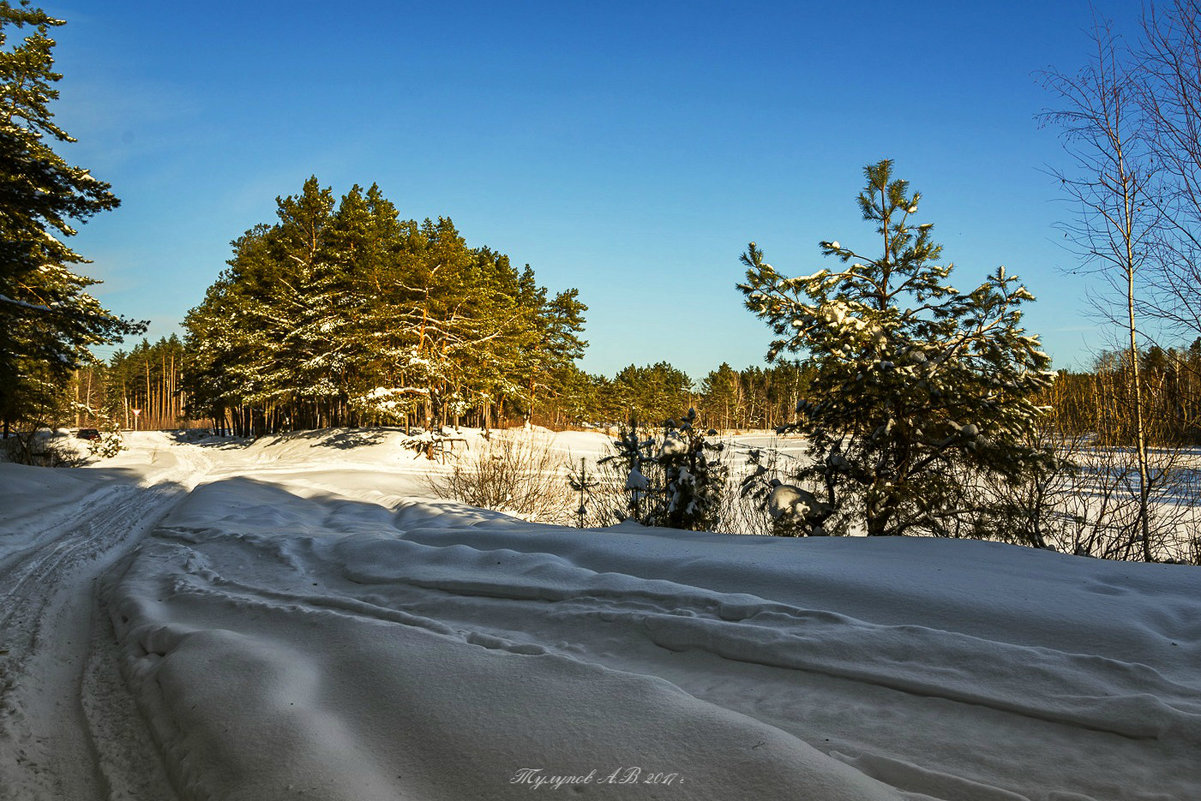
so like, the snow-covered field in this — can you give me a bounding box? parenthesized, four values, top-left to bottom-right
(1, 429, 1199, 801)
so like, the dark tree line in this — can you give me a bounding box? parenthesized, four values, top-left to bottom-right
(519, 360, 812, 432)
(64, 345, 815, 436)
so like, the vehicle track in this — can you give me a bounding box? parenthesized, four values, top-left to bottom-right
(0, 463, 203, 801)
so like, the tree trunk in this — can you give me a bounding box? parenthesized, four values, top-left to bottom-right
(1127, 265, 1152, 561)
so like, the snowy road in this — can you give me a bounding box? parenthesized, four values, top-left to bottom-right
(2, 430, 1200, 801)
(0, 436, 227, 800)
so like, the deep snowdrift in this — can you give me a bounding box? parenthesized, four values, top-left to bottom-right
(2, 429, 1199, 800)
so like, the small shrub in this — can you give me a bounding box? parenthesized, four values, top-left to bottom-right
(1, 428, 87, 467)
(980, 430, 1201, 561)
(739, 446, 834, 536)
(427, 429, 572, 523)
(88, 423, 126, 459)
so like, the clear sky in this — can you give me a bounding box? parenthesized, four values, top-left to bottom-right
(46, 0, 1145, 381)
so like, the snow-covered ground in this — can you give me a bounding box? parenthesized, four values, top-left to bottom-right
(1, 429, 1199, 801)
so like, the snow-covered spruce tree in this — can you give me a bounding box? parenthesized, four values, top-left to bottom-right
(598, 410, 727, 531)
(599, 419, 658, 524)
(0, 3, 144, 433)
(738, 160, 1053, 537)
(656, 409, 727, 531)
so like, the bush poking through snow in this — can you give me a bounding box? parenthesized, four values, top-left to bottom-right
(1, 428, 87, 467)
(427, 430, 572, 524)
(595, 420, 658, 524)
(88, 420, 126, 459)
(766, 481, 832, 536)
(978, 426, 1201, 562)
(657, 410, 728, 531)
(740, 447, 833, 536)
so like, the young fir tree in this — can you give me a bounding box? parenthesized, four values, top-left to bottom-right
(655, 409, 727, 531)
(599, 410, 726, 531)
(0, 2, 144, 432)
(739, 160, 1053, 537)
(599, 419, 658, 524)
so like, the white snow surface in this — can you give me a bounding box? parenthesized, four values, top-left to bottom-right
(1, 428, 1199, 800)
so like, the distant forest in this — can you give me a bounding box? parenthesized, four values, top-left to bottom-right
(68, 326, 1201, 446)
(69, 331, 813, 436)
(16, 156, 1201, 445)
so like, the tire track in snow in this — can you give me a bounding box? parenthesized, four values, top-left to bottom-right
(0, 475, 196, 801)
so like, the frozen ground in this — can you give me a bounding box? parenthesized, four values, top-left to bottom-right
(1, 428, 1198, 801)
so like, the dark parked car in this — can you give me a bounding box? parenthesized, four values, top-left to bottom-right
(76, 428, 101, 440)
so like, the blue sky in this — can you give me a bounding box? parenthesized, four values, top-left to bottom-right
(47, 0, 1144, 380)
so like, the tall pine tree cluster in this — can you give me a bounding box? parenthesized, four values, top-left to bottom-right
(183, 178, 587, 435)
(0, 2, 143, 435)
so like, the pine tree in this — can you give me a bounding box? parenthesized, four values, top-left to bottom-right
(0, 2, 144, 432)
(514, 278, 588, 424)
(739, 160, 1053, 537)
(600, 419, 658, 524)
(266, 178, 360, 426)
(181, 273, 247, 432)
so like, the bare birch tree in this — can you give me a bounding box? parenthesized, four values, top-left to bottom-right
(1138, 1, 1201, 343)
(1041, 19, 1157, 561)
